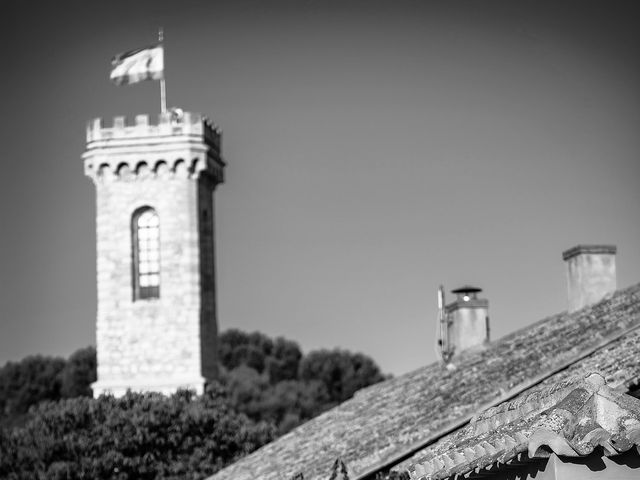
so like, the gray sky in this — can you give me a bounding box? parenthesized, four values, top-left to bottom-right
(1, 0, 639, 376)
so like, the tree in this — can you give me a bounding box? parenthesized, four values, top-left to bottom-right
(260, 379, 330, 433)
(218, 329, 271, 373)
(0, 347, 99, 428)
(220, 343, 386, 434)
(223, 365, 270, 421)
(0, 384, 275, 480)
(0, 330, 387, 444)
(218, 332, 386, 434)
(267, 337, 302, 383)
(60, 346, 97, 398)
(299, 349, 385, 404)
(0, 355, 66, 421)
(218, 329, 303, 385)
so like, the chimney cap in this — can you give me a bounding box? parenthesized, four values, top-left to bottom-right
(562, 245, 617, 261)
(451, 285, 482, 294)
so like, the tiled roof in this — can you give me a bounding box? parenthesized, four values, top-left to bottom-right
(406, 372, 640, 479)
(209, 283, 640, 480)
(395, 326, 640, 473)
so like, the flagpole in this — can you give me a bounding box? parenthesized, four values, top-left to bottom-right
(159, 28, 167, 114)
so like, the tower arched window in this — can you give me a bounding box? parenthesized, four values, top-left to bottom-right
(132, 207, 160, 300)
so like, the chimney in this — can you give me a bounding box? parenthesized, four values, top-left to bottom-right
(442, 286, 489, 358)
(562, 245, 617, 313)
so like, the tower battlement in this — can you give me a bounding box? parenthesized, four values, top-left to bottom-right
(83, 111, 225, 184)
(86, 111, 221, 148)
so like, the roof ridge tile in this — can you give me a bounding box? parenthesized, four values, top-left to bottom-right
(407, 372, 640, 479)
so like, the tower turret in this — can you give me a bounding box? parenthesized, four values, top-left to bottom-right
(83, 111, 225, 396)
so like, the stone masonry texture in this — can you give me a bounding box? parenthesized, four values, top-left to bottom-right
(83, 112, 225, 396)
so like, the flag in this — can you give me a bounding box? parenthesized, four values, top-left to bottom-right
(110, 44, 164, 86)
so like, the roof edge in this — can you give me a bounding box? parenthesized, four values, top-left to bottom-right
(478, 282, 639, 352)
(356, 283, 640, 403)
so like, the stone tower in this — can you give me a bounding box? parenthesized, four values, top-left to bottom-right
(83, 111, 225, 397)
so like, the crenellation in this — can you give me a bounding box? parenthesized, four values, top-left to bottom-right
(113, 116, 126, 129)
(85, 111, 221, 150)
(135, 114, 149, 127)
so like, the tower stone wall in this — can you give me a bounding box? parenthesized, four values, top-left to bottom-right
(83, 111, 225, 396)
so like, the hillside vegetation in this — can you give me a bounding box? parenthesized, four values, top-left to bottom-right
(0, 330, 386, 479)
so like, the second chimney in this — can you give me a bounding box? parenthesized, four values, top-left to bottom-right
(562, 245, 617, 313)
(444, 285, 489, 355)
